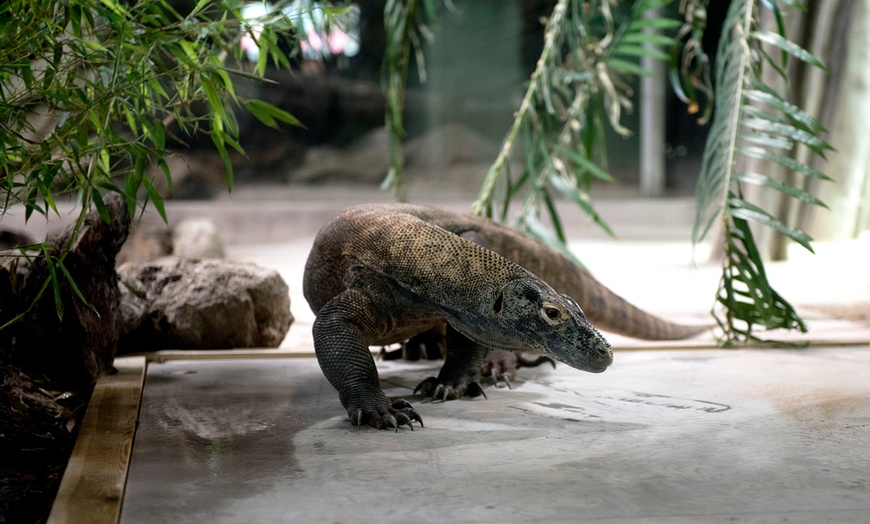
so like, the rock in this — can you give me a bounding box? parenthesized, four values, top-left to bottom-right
(0, 194, 130, 386)
(290, 126, 389, 184)
(403, 122, 500, 168)
(117, 216, 172, 265)
(171, 218, 225, 259)
(117, 258, 293, 351)
(118, 216, 224, 264)
(0, 229, 35, 249)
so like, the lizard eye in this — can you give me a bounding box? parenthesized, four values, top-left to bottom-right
(541, 302, 566, 325)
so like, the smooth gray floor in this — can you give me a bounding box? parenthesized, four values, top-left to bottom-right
(121, 348, 870, 523)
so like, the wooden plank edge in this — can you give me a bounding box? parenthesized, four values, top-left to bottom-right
(135, 337, 870, 363)
(47, 356, 146, 524)
(139, 348, 315, 361)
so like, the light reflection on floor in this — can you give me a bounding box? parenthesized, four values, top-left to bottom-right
(121, 348, 870, 523)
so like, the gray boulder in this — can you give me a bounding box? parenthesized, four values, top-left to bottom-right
(171, 217, 224, 259)
(118, 258, 293, 351)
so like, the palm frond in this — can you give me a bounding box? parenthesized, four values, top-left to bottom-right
(692, 0, 832, 344)
(715, 212, 807, 344)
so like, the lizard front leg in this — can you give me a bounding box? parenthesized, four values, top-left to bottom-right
(313, 289, 423, 431)
(414, 325, 488, 401)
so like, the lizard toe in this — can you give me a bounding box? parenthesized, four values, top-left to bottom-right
(415, 377, 486, 402)
(347, 398, 423, 431)
(414, 376, 439, 397)
(464, 381, 487, 399)
(481, 349, 519, 388)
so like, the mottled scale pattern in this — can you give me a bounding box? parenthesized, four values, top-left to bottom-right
(399, 205, 707, 340)
(303, 203, 620, 429)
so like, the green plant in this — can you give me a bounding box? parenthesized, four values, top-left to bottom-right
(381, 0, 831, 343)
(0, 0, 301, 323)
(472, 0, 683, 263)
(381, 0, 436, 202)
(691, 0, 832, 344)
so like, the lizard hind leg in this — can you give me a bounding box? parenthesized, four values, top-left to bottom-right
(481, 350, 557, 389)
(414, 325, 489, 402)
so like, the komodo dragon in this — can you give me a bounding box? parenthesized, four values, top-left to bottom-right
(303, 203, 705, 431)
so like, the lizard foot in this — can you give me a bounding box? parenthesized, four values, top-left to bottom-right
(413, 377, 487, 402)
(481, 350, 557, 389)
(348, 398, 424, 432)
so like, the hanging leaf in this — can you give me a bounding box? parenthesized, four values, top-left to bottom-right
(693, 0, 831, 344)
(245, 99, 304, 129)
(751, 30, 826, 69)
(474, 0, 680, 256)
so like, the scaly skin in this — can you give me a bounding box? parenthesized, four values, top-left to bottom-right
(303, 204, 613, 430)
(405, 205, 707, 340)
(374, 204, 708, 388)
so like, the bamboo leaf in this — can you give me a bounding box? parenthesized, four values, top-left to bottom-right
(606, 58, 652, 77)
(627, 17, 683, 31)
(244, 99, 304, 129)
(549, 175, 616, 237)
(562, 148, 614, 182)
(519, 213, 586, 270)
(57, 258, 97, 315)
(92, 189, 111, 224)
(542, 189, 568, 244)
(202, 77, 226, 123)
(157, 158, 173, 195)
(613, 44, 670, 61)
(213, 135, 233, 192)
(142, 176, 166, 222)
(42, 246, 64, 320)
(621, 32, 677, 47)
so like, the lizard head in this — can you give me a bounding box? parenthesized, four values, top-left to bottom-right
(490, 278, 613, 373)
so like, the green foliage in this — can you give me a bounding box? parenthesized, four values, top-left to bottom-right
(0, 0, 300, 323)
(381, 0, 435, 202)
(471, 0, 683, 264)
(0, 0, 298, 227)
(692, 0, 832, 344)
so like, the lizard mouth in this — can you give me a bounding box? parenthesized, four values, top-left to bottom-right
(587, 363, 610, 373)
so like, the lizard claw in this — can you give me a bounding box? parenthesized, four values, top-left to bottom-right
(482, 350, 552, 389)
(391, 399, 424, 429)
(347, 398, 423, 431)
(466, 381, 487, 399)
(414, 376, 487, 401)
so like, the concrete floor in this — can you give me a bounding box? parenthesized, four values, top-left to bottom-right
(37, 193, 869, 523)
(120, 349, 870, 523)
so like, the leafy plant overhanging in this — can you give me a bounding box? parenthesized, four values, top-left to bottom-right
(471, 0, 683, 265)
(382, 0, 435, 202)
(692, 0, 833, 344)
(0, 0, 303, 323)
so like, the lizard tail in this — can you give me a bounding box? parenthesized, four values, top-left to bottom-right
(575, 273, 709, 341)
